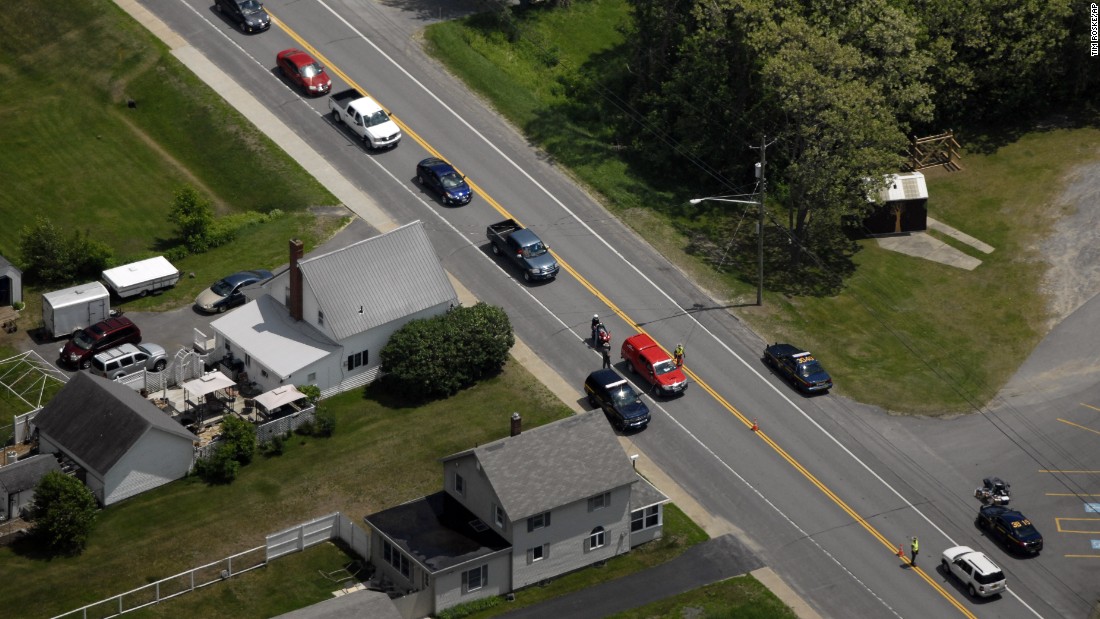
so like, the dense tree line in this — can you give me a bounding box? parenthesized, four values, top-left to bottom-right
(614, 0, 1083, 289)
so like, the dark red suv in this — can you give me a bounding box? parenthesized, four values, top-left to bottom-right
(60, 317, 142, 369)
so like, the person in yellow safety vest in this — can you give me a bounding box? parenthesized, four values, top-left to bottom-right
(673, 343, 685, 368)
(910, 537, 919, 567)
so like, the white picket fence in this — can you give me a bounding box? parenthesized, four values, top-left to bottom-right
(51, 512, 370, 619)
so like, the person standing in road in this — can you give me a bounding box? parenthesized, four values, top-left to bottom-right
(601, 344, 611, 369)
(591, 314, 601, 346)
(674, 343, 685, 367)
(910, 537, 919, 567)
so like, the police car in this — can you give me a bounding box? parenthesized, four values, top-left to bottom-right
(763, 343, 833, 393)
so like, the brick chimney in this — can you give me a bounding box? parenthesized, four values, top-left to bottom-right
(510, 412, 522, 437)
(289, 239, 304, 322)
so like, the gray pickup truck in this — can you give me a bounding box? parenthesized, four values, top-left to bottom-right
(486, 219, 559, 282)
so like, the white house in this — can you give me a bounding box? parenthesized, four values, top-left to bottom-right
(363, 412, 668, 618)
(210, 221, 458, 396)
(31, 372, 197, 506)
(0, 254, 21, 307)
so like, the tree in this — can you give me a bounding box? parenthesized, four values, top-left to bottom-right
(380, 303, 514, 400)
(18, 218, 114, 286)
(218, 414, 256, 466)
(19, 217, 71, 284)
(29, 471, 98, 556)
(169, 186, 214, 253)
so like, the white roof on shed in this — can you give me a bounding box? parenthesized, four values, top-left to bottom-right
(879, 172, 928, 203)
(210, 295, 338, 380)
(102, 256, 178, 289)
(42, 281, 109, 306)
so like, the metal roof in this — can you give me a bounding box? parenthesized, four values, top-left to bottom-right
(32, 373, 195, 475)
(297, 221, 457, 341)
(443, 413, 638, 521)
(210, 295, 339, 379)
(0, 254, 19, 274)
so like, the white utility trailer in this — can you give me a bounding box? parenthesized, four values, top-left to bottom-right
(102, 256, 180, 298)
(42, 281, 110, 338)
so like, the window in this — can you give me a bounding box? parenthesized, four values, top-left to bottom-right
(347, 349, 369, 371)
(463, 565, 487, 593)
(307, 372, 316, 382)
(588, 526, 605, 550)
(260, 369, 268, 378)
(494, 504, 506, 530)
(527, 511, 551, 532)
(317, 310, 324, 326)
(383, 540, 410, 579)
(527, 544, 548, 564)
(454, 473, 465, 496)
(587, 492, 611, 512)
(244, 354, 251, 368)
(631, 505, 661, 532)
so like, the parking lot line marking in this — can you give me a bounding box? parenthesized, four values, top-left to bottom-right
(1055, 518, 1100, 533)
(1039, 470, 1100, 474)
(1057, 418, 1100, 436)
(1081, 403, 1100, 412)
(1064, 554, 1100, 558)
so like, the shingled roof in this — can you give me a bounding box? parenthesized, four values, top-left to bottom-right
(32, 373, 195, 475)
(0, 454, 60, 495)
(297, 221, 457, 341)
(443, 413, 637, 521)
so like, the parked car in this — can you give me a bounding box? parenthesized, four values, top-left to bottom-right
(194, 270, 273, 313)
(941, 546, 1006, 598)
(416, 157, 472, 206)
(214, 0, 270, 33)
(977, 505, 1043, 554)
(762, 343, 833, 393)
(584, 369, 651, 431)
(90, 342, 167, 379)
(620, 333, 688, 396)
(60, 317, 142, 370)
(276, 48, 331, 96)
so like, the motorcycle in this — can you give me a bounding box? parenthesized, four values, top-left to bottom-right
(594, 323, 611, 349)
(975, 477, 1011, 505)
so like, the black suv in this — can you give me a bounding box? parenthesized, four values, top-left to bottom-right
(584, 369, 650, 431)
(214, 0, 270, 33)
(977, 505, 1043, 555)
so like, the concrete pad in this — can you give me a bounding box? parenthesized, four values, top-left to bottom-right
(927, 217, 995, 254)
(876, 232, 982, 271)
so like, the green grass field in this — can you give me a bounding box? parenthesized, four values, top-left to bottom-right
(0, 0, 336, 263)
(424, 1, 1100, 414)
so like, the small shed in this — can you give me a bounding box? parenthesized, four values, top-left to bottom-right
(0, 455, 61, 520)
(863, 172, 929, 235)
(0, 255, 21, 307)
(32, 372, 197, 506)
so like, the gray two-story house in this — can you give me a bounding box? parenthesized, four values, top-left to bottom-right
(363, 412, 668, 618)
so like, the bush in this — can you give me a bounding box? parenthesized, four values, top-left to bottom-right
(259, 434, 285, 457)
(311, 406, 335, 437)
(380, 303, 514, 401)
(170, 186, 214, 253)
(194, 446, 240, 484)
(219, 414, 256, 466)
(29, 471, 98, 556)
(18, 217, 114, 286)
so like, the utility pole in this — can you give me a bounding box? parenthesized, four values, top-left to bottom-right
(750, 136, 775, 307)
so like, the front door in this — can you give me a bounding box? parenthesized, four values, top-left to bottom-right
(0, 276, 10, 306)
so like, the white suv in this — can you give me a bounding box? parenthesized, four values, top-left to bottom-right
(941, 546, 1006, 598)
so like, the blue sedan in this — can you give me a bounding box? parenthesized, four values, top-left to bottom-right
(416, 157, 472, 206)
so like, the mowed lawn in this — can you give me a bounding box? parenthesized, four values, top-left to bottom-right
(0, 0, 336, 262)
(424, 1, 1100, 414)
(0, 360, 575, 617)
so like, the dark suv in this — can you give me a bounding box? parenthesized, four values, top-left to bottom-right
(60, 317, 141, 369)
(584, 369, 651, 431)
(977, 505, 1043, 555)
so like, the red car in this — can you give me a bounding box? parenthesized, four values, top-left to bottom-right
(620, 333, 688, 396)
(276, 49, 331, 95)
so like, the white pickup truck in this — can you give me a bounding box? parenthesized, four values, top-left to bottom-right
(328, 88, 402, 150)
